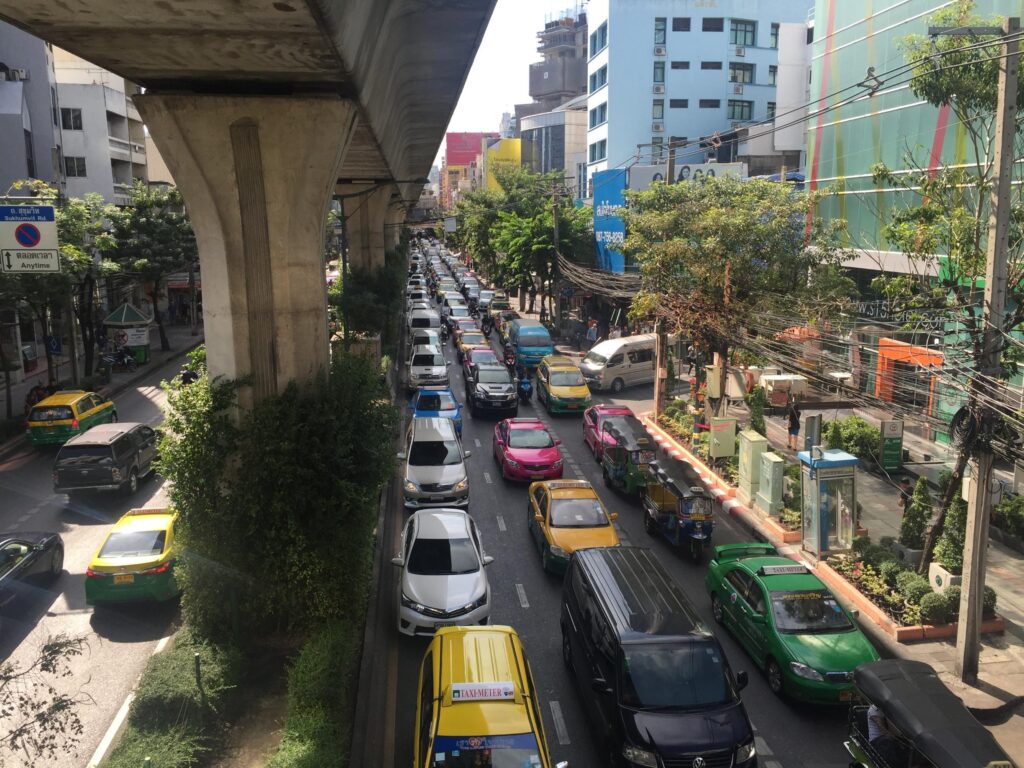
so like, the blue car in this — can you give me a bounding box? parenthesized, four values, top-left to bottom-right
(410, 387, 463, 436)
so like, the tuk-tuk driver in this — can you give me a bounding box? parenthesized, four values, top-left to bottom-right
(867, 703, 907, 765)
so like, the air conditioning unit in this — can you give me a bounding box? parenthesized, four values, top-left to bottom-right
(652, 122, 664, 132)
(735, 46, 746, 57)
(653, 45, 667, 56)
(731, 121, 744, 129)
(733, 84, 744, 94)
(652, 84, 665, 94)
(3, 68, 27, 81)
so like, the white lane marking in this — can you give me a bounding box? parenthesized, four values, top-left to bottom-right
(496, 515, 507, 532)
(474, 438, 481, 447)
(483, 472, 493, 484)
(515, 583, 530, 609)
(87, 632, 174, 767)
(549, 700, 571, 745)
(755, 736, 771, 755)
(764, 761, 782, 768)
(16, 514, 30, 523)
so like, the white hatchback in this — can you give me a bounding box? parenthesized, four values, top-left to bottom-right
(393, 509, 492, 636)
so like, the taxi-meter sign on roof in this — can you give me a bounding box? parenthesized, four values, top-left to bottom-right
(0, 205, 60, 273)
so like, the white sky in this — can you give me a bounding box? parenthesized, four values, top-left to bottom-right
(433, 0, 586, 167)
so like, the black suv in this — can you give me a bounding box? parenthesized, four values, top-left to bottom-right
(53, 422, 159, 496)
(464, 364, 518, 418)
(562, 547, 756, 768)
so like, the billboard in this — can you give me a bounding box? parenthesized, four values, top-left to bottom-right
(628, 163, 746, 193)
(592, 169, 627, 273)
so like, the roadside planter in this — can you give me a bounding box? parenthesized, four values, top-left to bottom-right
(891, 542, 923, 569)
(928, 562, 962, 594)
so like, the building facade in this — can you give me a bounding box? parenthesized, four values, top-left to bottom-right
(585, 0, 813, 191)
(54, 47, 148, 205)
(520, 93, 588, 198)
(514, 7, 589, 134)
(439, 131, 498, 209)
(0, 23, 64, 193)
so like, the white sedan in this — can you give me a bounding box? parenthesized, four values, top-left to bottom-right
(393, 509, 493, 636)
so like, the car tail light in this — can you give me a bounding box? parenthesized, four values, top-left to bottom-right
(140, 562, 171, 576)
(71, 419, 79, 429)
(111, 468, 121, 481)
(85, 568, 103, 579)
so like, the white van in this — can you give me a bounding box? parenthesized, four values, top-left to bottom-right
(579, 334, 657, 392)
(408, 309, 442, 333)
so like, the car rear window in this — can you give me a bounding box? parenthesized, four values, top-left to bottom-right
(519, 334, 551, 348)
(412, 354, 445, 367)
(100, 530, 167, 558)
(30, 405, 74, 422)
(411, 317, 436, 328)
(57, 445, 114, 465)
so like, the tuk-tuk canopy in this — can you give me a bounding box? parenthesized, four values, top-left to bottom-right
(854, 660, 1013, 768)
(602, 416, 653, 452)
(648, 460, 706, 502)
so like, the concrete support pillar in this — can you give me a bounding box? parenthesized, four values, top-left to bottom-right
(340, 184, 389, 272)
(135, 94, 358, 403)
(385, 205, 406, 253)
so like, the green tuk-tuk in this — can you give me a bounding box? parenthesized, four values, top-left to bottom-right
(600, 416, 656, 497)
(846, 660, 1014, 768)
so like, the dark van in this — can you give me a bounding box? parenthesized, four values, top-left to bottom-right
(561, 546, 757, 768)
(52, 422, 158, 497)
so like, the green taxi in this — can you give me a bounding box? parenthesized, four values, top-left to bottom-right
(704, 543, 879, 703)
(85, 509, 181, 605)
(27, 390, 118, 446)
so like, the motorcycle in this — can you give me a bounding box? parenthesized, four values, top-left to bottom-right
(440, 324, 450, 343)
(481, 317, 493, 338)
(517, 376, 533, 403)
(102, 347, 138, 373)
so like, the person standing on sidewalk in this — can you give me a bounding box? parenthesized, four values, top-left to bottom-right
(897, 477, 912, 516)
(585, 321, 598, 350)
(786, 399, 801, 450)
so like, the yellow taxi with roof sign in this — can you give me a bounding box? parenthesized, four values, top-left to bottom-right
(26, 390, 117, 446)
(414, 625, 567, 768)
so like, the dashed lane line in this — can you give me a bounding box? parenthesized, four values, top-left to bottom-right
(496, 515, 507, 532)
(549, 701, 571, 745)
(474, 438, 481, 448)
(515, 583, 530, 609)
(483, 472, 493, 484)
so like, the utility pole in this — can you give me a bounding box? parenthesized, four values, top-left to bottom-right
(551, 188, 560, 327)
(666, 137, 677, 185)
(654, 318, 667, 417)
(65, 293, 79, 385)
(953, 17, 1019, 683)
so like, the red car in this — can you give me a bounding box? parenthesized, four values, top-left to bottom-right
(451, 318, 480, 344)
(463, 346, 501, 380)
(582, 404, 635, 459)
(492, 418, 563, 482)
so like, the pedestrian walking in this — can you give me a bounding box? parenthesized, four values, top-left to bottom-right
(786, 399, 801, 450)
(897, 477, 912, 515)
(686, 344, 697, 375)
(585, 321, 598, 350)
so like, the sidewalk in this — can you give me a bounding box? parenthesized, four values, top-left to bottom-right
(0, 324, 203, 454)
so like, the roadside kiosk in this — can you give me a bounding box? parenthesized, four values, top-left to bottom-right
(797, 447, 858, 558)
(104, 303, 152, 365)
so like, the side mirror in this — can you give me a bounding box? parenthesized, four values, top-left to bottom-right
(482, 555, 494, 566)
(556, 763, 569, 768)
(590, 677, 613, 695)
(533, 513, 543, 523)
(391, 555, 404, 567)
(396, 451, 407, 460)
(555, 438, 562, 446)
(735, 670, 749, 690)
(609, 512, 618, 521)
(464, 450, 472, 459)
(749, 613, 766, 624)
(446, 361, 451, 366)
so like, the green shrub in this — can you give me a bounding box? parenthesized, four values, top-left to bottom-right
(103, 725, 204, 768)
(943, 586, 962, 619)
(825, 416, 881, 461)
(745, 386, 768, 437)
(933, 497, 968, 575)
(984, 586, 998, 616)
(899, 477, 932, 549)
(897, 572, 931, 605)
(879, 535, 896, 549)
(918, 592, 948, 625)
(878, 559, 905, 587)
(993, 494, 1024, 538)
(852, 535, 872, 556)
(824, 420, 844, 450)
(268, 623, 362, 768)
(862, 544, 897, 568)
(130, 631, 243, 732)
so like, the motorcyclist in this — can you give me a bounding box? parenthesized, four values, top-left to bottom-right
(503, 342, 515, 368)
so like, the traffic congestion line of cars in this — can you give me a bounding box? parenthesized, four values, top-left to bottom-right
(399, 237, 891, 768)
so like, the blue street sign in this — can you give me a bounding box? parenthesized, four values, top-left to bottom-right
(46, 335, 61, 355)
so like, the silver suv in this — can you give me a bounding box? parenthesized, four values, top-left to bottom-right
(407, 344, 449, 392)
(400, 417, 471, 510)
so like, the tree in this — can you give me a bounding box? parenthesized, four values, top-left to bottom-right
(869, 1, 1024, 572)
(623, 176, 847, 415)
(0, 634, 88, 766)
(899, 476, 933, 550)
(105, 182, 197, 351)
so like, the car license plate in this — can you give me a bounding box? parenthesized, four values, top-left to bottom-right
(436, 622, 455, 629)
(568, 404, 579, 409)
(114, 574, 134, 585)
(531, 474, 545, 480)
(690, 514, 706, 521)
(839, 690, 854, 701)
(431, 495, 444, 502)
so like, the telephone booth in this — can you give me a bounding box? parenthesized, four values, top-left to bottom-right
(798, 447, 858, 558)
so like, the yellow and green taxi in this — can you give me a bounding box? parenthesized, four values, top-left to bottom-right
(705, 543, 879, 703)
(456, 330, 489, 363)
(85, 508, 181, 605)
(536, 356, 592, 414)
(413, 625, 564, 768)
(527, 479, 619, 573)
(27, 390, 117, 446)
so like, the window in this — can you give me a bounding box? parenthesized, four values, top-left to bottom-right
(60, 107, 82, 131)
(768, 65, 778, 86)
(589, 102, 607, 128)
(63, 156, 87, 177)
(589, 65, 608, 92)
(729, 62, 754, 83)
(24, 130, 34, 178)
(651, 137, 664, 159)
(671, 60, 690, 70)
(727, 99, 753, 121)
(698, 99, 721, 109)
(589, 22, 608, 56)
(767, 102, 777, 119)
(702, 17, 724, 32)
(653, 61, 665, 83)
(669, 99, 689, 108)
(654, 17, 666, 45)
(589, 139, 607, 163)
(730, 19, 756, 46)
(770, 22, 780, 49)
(701, 61, 722, 70)
(672, 17, 691, 32)
(50, 87, 58, 126)
(652, 99, 664, 119)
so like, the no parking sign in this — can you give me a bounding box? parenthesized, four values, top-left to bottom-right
(0, 205, 59, 273)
